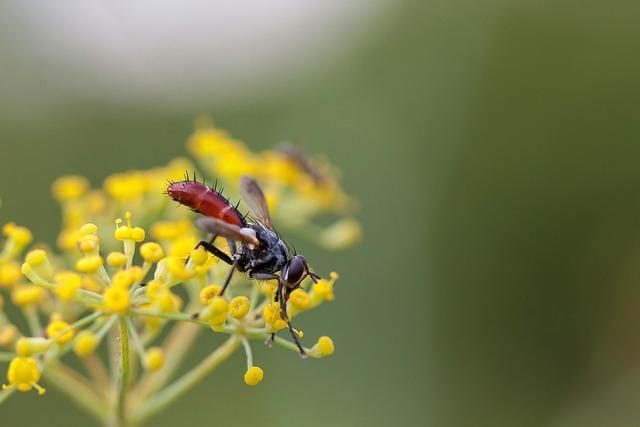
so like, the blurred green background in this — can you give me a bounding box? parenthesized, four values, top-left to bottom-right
(2, 0, 640, 426)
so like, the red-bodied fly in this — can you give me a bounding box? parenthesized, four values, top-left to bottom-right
(166, 173, 321, 357)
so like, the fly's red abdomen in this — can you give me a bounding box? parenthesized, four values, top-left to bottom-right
(167, 180, 245, 227)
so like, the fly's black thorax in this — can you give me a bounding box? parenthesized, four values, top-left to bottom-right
(237, 223, 289, 274)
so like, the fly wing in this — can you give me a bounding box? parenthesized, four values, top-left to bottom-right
(195, 217, 259, 247)
(240, 175, 274, 229)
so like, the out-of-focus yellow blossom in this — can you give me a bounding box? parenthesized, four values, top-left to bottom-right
(2, 222, 33, 259)
(75, 255, 104, 274)
(0, 325, 18, 348)
(0, 261, 22, 289)
(11, 285, 45, 307)
(140, 242, 165, 264)
(54, 272, 82, 301)
(319, 218, 363, 250)
(73, 331, 98, 358)
(103, 285, 130, 314)
(51, 176, 90, 202)
(145, 347, 165, 371)
(24, 249, 54, 281)
(16, 337, 51, 357)
(104, 172, 149, 203)
(107, 251, 128, 269)
(46, 319, 75, 345)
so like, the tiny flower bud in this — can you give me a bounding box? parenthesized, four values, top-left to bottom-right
(229, 296, 250, 319)
(145, 347, 165, 371)
(73, 331, 98, 358)
(243, 366, 264, 386)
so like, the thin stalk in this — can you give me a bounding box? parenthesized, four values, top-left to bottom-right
(0, 388, 15, 405)
(44, 361, 109, 423)
(0, 351, 14, 362)
(131, 336, 240, 426)
(115, 317, 130, 427)
(241, 338, 253, 369)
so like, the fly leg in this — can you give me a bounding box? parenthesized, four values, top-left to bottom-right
(193, 238, 233, 265)
(249, 272, 280, 348)
(277, 282, 307, 358)
(218, 257, 238, 296)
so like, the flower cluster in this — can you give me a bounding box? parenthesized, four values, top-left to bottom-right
(0, 117, 357, 426)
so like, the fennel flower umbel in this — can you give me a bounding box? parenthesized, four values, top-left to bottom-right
(0, 117, 359, 427)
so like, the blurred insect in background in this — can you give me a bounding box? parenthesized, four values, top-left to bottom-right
(167, 173, 321, 356)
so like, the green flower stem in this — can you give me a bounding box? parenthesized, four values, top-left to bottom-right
(0, 351, 14, 362)
(0, 388, 15, 404)
(241, 338, 253, 369)
(130, 309, 208, 326)
(44, 361, 109, 424)
(131, 336, 240, 426)
(246, 328, 313, 355)
(115, 317, 130, 427)
(133, 320, 202, 400)
(23, 306, 41, 336)
(81, 353, 111, 390)
(50, 310, 105, 342)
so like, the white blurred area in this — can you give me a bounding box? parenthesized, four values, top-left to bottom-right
(0, 0, 388, 116)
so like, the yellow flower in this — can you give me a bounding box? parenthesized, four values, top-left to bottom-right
(151, 220, 190, 241)
(145, 347, 165, 371)
(200, 284, 222, 305)
(104, 172, 148, 202)
(164, 256, 193, 283)
(107, 252, 128, 269)
(15, 337, 51, 357)
(243, 366, 264, 386)
(115, 212, 145, 242)
(11, 285, 45, 307)
(24, 249, 53, 280)
(320, 218, 362, 250)
(146, 281, 178, 312)
(0, 325, 18, 348)
(308, 336, 335, 358)
(311, 279, 335, 303)
(46, 319, 75, 345)
(2, 357, 46, 394)
(73, 331, 98, 358)
(288, 289, 311, 310)
(103, 285, 130, 314)
(263, 302, 286, 332)
(0, 261, 22, 289)
(75, 255, 104, 274)
(200, 296, 228, 331)
(140, 242, 165, 264)
(51, 175, 89, 202)
(54, 271, 82, 301)
(2, 223, 33, 258)
(229, 296, 250, 319)
(78, 234, 100, 254)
